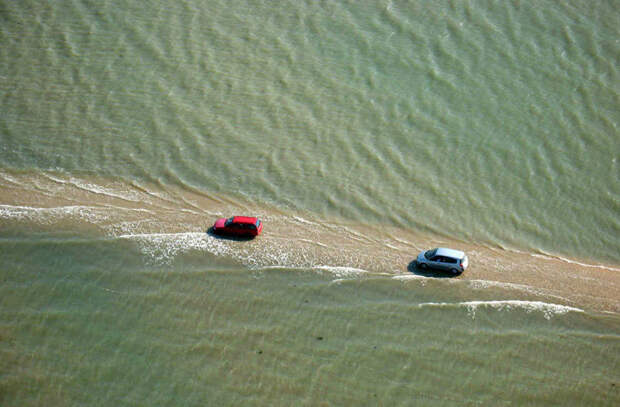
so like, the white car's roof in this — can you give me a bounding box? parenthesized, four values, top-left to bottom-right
(435, 248, 466, 259)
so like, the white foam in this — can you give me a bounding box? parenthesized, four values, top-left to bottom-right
(329, 278, 348, 285)
(104, 220, 157, 236)
(383, 242, 400, 250)
(44, 174, 142, 202)
(392, 274, 430, 286)
(392, 274, 427, 281)
(119, 232, 229, 264)
(313, 265, 369, 278)
(417, 300, 583, 320)
(468, 279, 575, 303)
(101, 205, 154, 214)
(0, 171, 20, 186)
(531, 253, 620, 272)
(389, 236, 418, 249)
(298, 238, 329, 248)
(0, 204, 110, 224)
(491, 245, 620, 272)
(467, 279, 543, 295)
(293, 216, 319, 226)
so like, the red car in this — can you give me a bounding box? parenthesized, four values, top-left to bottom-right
(212, 216, 263, 237)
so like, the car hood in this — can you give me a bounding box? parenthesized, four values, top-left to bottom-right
(214, 218, 227, 229)
(417, 251, 427, 262)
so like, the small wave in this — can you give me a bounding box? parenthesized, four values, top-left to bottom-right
(383, 242, 400, 250)
(467, 280, 535, 291)
(392, 274, 429, 286)
(390, 236, 417, 248)
(313, 265, 369, 278)
(0, 204, 158, 229)
(293, 216, 319, 226)
(392, 274, 426, 281)
(329, 278, 349, 285)
(43, 174, 142, 202)
(0, 171, 20, 186)
(0, 204, 110, 224)
(465, 279, 569, 302)
(119, 232, 230, 264)
(491, 245, 620, 272)
(417, 300, 583, 320)
(531, 253, 620, 272)
(298, 238, 329, 248)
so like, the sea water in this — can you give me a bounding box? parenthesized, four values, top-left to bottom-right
(1, 1, 619, 405)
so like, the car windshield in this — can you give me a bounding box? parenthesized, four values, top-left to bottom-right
(224, 217, 234, 227)
(424, 249, 437, 260)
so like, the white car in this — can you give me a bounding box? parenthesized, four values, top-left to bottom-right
(416, 248, 468, 275)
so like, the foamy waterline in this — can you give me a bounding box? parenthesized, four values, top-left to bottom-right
(418, 300, 584, 320)
(118, 232, 230, 265)
(0, 204, 112, 223)
(1, 171, 619, 313)
(42, 174, 144, 203)
(531, 253, 620, 272)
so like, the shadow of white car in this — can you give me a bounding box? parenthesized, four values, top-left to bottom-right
(416, 248, 468, 275)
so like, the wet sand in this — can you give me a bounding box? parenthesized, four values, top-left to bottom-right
(2, 170, 619, 313)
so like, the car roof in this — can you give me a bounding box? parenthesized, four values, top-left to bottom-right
(232, 216, 259, 224)
(435, 247, 466, 259)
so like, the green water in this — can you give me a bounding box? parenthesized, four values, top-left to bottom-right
(1, 0, 619, 405)
(2, 238, 619, 406)
(2, 0, 619, 262)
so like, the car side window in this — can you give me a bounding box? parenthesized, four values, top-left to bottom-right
(432, 256, 456, 264)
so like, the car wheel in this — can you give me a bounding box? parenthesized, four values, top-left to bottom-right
(419, 262, 428, 270)
(450, 268, 461, 276)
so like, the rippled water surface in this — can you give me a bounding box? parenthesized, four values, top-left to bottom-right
(1, 1, 619, 405)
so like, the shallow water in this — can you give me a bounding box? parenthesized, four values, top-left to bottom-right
(1, 0, 619, 405)
(2, 236, 619, 406)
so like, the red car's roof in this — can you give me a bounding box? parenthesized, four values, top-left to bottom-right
(232, 216, 259, 224)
